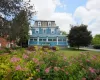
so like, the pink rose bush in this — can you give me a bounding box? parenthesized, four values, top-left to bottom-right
(0, 49, 100, 80)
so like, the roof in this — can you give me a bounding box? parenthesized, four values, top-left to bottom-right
(35, 20, 55, 22)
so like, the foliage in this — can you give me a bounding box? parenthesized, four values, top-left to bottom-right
(0, 49, 100, 80)
(51, 46, 60, 51)
(60, 31, 67, 35)
(68, 24, 92, 49)
(11, 10, 29, 47)
(0, 0, 35, 17)
(92, 34, 100, 45)
(93, 45, 100, 49)
(27, 46, 38, 51)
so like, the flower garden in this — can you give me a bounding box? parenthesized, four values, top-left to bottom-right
(0, 46, 100, 80)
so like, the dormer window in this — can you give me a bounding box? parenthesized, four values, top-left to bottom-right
(38, 22, 41, 27)
(48, 22, 51, 26)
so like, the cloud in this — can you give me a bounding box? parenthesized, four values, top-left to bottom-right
(25, 0, 100, 35)
(74, 0, 100, 35)
(25, 0, 74, 33)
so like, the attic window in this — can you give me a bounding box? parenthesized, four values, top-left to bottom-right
(38, 22, 41, 26)
(48, 22, 51, 26)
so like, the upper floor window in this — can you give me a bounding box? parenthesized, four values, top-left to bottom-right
(48, 22, 51, 26)
(38, 22, 41, 27)
(43, 28, 46, 34)
(51, 28, 55, 34)
(35, 28, 39, 34)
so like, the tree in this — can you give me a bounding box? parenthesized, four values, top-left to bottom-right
(11, 10, 29, 47)
(92, 34, 100, 45)
(60, 31, 67, 35)
(68, 24, 92, 49)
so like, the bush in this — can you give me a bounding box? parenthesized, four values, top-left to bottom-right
(27, 46, 38, 51)
(93, 45, 100, 49)
(0, 49, 100, 80)
(42, 46, 50, 51)
(51, 46, 59, 51)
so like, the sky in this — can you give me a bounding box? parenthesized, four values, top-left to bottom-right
(25, 0, 100, 36)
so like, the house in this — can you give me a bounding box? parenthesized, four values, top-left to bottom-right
(0, 37, 10, 48)
(0, 37, 16, 48)
(28, 20, 68, 47)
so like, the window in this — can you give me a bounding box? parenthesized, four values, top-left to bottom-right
(58, 39, 62, 41)
(43, 39, 46, 41)
(53, 39, 57, 41)
(36, 31, 39, 33)
(34, 39, 37, 41)
(30, 38, 33, 41)
(38, 22, 41, 26)
(48, 22, 51, 26)
(48, 39, 52, 41)
(43, 28, 46, 34)
(51, 28, 55, 34)
(44, 29, 46, 33)
(39, 39, 42, 41)
(63, 39, 66, 41)
(35, 28, 39, 34)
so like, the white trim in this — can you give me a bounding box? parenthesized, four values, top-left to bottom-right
(46, 37, 48, 42)
(48, 22, 51, 26)
(57, 37, 58, 45)
(37, 37, 39, 45)
(38, 22, 41, 27)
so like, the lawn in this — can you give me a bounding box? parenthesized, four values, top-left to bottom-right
(56, 48, 100, 58)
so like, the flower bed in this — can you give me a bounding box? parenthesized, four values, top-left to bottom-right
(0, 49, 100, 80)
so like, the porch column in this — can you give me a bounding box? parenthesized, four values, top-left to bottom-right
(37, 37, 39, 45)
(46, 36, 48, 42)
(57, 36, 58, 45)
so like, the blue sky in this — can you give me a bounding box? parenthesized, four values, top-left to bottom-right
(56, 0, 87, 13)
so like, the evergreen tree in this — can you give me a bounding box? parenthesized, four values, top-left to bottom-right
(11, 10, 29, 47)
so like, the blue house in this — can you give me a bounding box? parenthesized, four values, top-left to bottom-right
(28, 20, 68, 47)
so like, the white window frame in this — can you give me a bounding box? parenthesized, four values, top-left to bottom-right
(38, 22, 41, 27)
(48, 22, 51, 26)
(35, 28, 39, 34)
(43, 28, 46, 34)
(51, 28, 55, 34)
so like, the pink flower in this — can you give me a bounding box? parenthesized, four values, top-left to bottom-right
(37, 78, 42, 80)
(86, 59, 90, 63)
(89, 67, 95, 73)
(15, 65, 22, 70)
(54, 67, 60, 71)
(66, 72, 68, 75)
(10, 57, 20, 63)
(63, 57, 67, 61)
(33, 58, 39, 63)
(36, 69, 40, 72)
(45, 67, 51, 73)
(23, 54, 29, 59)
(82, 78, 86, 80)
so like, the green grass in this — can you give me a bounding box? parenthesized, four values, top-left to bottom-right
(56, 48, 100, 58)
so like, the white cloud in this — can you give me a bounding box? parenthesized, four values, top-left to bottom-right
(25, 0, 100, 35)
(25, 0, 74, 33)
(74, 0, 100, 35)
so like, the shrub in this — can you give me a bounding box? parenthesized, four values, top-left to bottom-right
(51, 46, 59, 51)
(0, 49, 100, 80)
(93, 45, 100, 49)
(42, 46, 50, 51)
(27, 46, 38, 51)
(4, 48, 11, 53)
